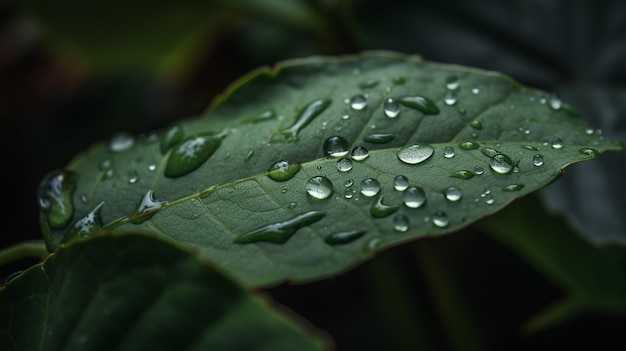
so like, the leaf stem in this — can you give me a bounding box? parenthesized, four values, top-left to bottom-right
(0, 240, 49, 266)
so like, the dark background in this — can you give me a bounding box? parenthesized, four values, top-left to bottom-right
(1, 0, 625, 350)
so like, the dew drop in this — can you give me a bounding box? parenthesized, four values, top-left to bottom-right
(38, 170, 76, 229)
(481, 147, 499, 158)
(523, 145, 540, 151)
(235, 211, 326, 244)
(446, 75, 459, 90)
(532, 154, 544, 167)
(349, 94, 367, 110)
(244, 149, 254, 162)
(128, 170, 139, 184)
(306, 176, 334, 200)
(502, 184, 525, 192)
(450, 170, 475, 179)
(393, 215, 410, 232)
(459, 141, 480, 150)
(344, 189, 354, 199)
(392, 77, 406, 85)
(99, 158, 113, 171)
(371, 196, 400, 218)
(160, 125, 184, 154)
(360, 178, 381, 197)
(344, 179, 354, 188)
(403, 186, 426, 208)
(394, 175, 409, 191)
(109, 132, 135, 152)
(579, 148, 599, 157)
(397, 144, 434, 164)
(351, 146, 369, 161)
(80, 195, 88, 204)
(432, 211, 449, 228)
(469, 120, 482, 130)
(443, 146, 455, 159)
(279, 98, 331, 141)
(473, 166, 484, 175)
(323, 135, 350, 157)
(398, 96, 440, 115)
(484, 194, 495, 205)
(383, 98, 401, 118)
(364, 133, 395, 144)
(489, 154, 514, 174)
(268, 160, 301, 181)
(288, 202, 297, 209)
(164, 133, 223, 178)
(325, 229, 367, 245)
(148, 164, 156, 172)
(548, 95, 562, 110)
(62, 202, 104, 243)
(337, 158, 353, 172)
(471, 87, 480, 94)
(444, 91, 457, 105)
(585, 128, 594, 135)
(551, 138, 563, 149)
(444, 187, 462, 202)
(130, 190, 167, 224)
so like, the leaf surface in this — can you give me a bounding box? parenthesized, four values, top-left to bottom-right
(0, 233, 327, 351)
(39, 52, 623, 286)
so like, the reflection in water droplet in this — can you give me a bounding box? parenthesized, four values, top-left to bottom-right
(444, 91, 457, 105)
(394, 175, 409, 191)
(351, 146, 369, 161)
(130, 190, 167, 224)
(337, 158, 353, 172)
(459, 141, 480, 150)
(446, 75, 459, 90)
(549, 95, 562, 110)
(235, 211, 326, 244)
(443, 146, 455, 159)
(384, 98, 401, 118)
(325, 229, 367, 245)
(62, 202, 104, 243)
(164, 133, 222, 178)
(532, 154, 544, 167)
(109, 132, 135, 152)
(306, 176, 334, 200)
(502, 184, 525, 192)
(160, 125, 184, 154)
(398, 96, 440, 115)
(371, 196, 400, 218)
(393, 215, 410, 232)
(349, 94, 367, 110)
(551, 138, 563, 149)
(279, 98, 332, 140)
(397, 144, 434, 164)
(360, 178, 381, 197)
(469, 120, 482, 130)
(323, 136, 350, 157)
(489, 154, 514, 174)
(432, 211, 449, 228)
(473, 166, 484, 175)
(579, 148, 599, 157)
(268, 160, 301, 181)
(444, 187, 462, 202)
(450, 170, 475, 179)
(364, 133, 395, 144)
(403, 186, 426, 208)
(38, 170, 76, 229)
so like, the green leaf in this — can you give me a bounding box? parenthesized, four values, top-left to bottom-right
(0, 233, 327, 351)
(39, 51, 623, 287)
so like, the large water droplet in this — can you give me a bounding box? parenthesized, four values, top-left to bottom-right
(403, 186, 426, 208)
(459, 141, 480, 150)
(109, 132, 135, 152)
(398, 96, 440, 115)
(383, 98, 401, 118)
(160, 125, 184, 154)
(349, 94, 367, 110)
(450, 170, 475, 179)
(337, 158, 353, 172)
(62, 202, 104, 243)
(235, 211, 326, 244)
(394, 175, 409, 191)
(323, 136, 350, 157)
(489, 154, 514, 174)
(351, 146, 369, 161)
(360, 178, 381, 197)
(432, 211, 449, 228)
(443, 146, 455, 159)
(325, 229, 367, 245)
(446, 75, 459, 90)
(393, 215, 410, 232)
(551, 138, 563, 149)
(38, 170, 76, 229)
(444, 91, 457, 105)
(444, 187, 462, 202)
(579, 148, 599, 157)
(129, 190, 167, 224)
(279, 98, 331, 140)
(397, 144, 434, 164)
(164, 133, 222, 178)
(502, 184, 525, 192)
(364, 133, 395, 144)
(532, 154, 544, 167)
(268, 160, 301, 181)
(306, 176, 334, 200)
(371, 196, 400, 218)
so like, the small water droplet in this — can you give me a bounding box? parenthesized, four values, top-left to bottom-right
(344, 189, 354, 199)
(393, 215, 410, 232)
(489, 154, 514, 174)
(288, 202, 297, 209)
(484, 194, 495, 205)
(360, 178, 381, 197)
(473, 166, 484, 175)
(148, 164, 156, 172)
(235, 211, 326, 244)
(459, 141, 480, 150)
(532, 154, 544, 167)
(130, 190, 167, 224)
(164, 133, 222, 178)
(279, 98, 332, 141)
(502, 184, 525, 192)
(344, 179, 354, 188)
(267, 160, 301, 181)
(337, 158, 353, 172)
(371, 196, 400, 218)
(349, 94, 367, 110)
(383, 98, 401, 118)
(359, 79, 379, 89)
(522, 145, 540, 151)
(471, 87, 480, 94)
(325, 229, 367, 245)
(398, 96, 440, 115)
(364, 133, 395, 144)
(432, 211, 449, 228)
(443, 146, 455, 159)
(469, 120, 482, 130)
(109, 132, 135, 152)
(351, 146, 369, 161)
(585, 128, 594, 135)
(38, 170, 76, 229)
(62, 202, 104, 243)
(306, 176, 334, 200)
(450, 170, 475, 179)
(551, 138, 563, 149)
(444, 91, 457, 105)
(160, 125, 184, 154)
(341, 113, 350, 120)
(128, 170, 139, 184)
(397, 144, 434, 164)
(481, 147, 499, 158)
(394, 175, 409, 191)
(446, 75, 459, 90)
(323, 136, 350, 157)
(80, 195, 88, 204)
(99, 159, 113, 171)
(403, 186, 426, 208)
(579, 148, 599, 157)
(548, 95, 562, 110)
(444, 187, 462, 202)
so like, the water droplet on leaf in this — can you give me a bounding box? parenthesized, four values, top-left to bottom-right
(235, 211, 326, 244)
(109, 132, 135, 152)
(579, 148, 599, 157)
(360, 178, 381, 197)
(160, 125, 184, 154)
(481, 147, 499, 158)
(469, 120, 482, 130)
(473, 166, 484, 175)
(444, 91, 457, 105)
(349, 94, 367, 110)
(62, 202, 104, 243)
(130, 190, 167, 224)
(268, 160, 301, 181)
(403, 186, 426, 208)
(502, 184, 524, 192)
(532, 154, 544, 167)
(164, 133, 222, 178)
(307, 176, 334, 200)
(364, 133, 395, 144)
(371, 196, 400, 218)
(279, 98, 331, 140)
(325, 229, 367, 245)
(323, 136, 350, 157)
(397, 144, 434, 164)
(393, 215, 410, 232)
(450, 170, 475, 179)
(551, 138, 563, 149)
(359, 79, 379, 89)
(443, 146, 455, 158)
(489, 154, 514, 174)
(383, 98, 401, 118)
(459, 141, 480, 150)
(432, 211, 449, 228)
(337, 158, 353, 172)
(444, 187, 462, 202)
(549, 95, 562, 110)
(446, 75, 459, 90)
(398, 96, 440, 115)
(351, 146, 369, 161)
(38, 170, 76, 229)
(394, 175, 409, 191)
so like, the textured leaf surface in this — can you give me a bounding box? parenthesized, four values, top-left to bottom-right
(0, 233, 327, 351)
(39, 52, 623, 286)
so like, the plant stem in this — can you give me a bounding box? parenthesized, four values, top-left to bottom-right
(0, 240, 49, 266)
